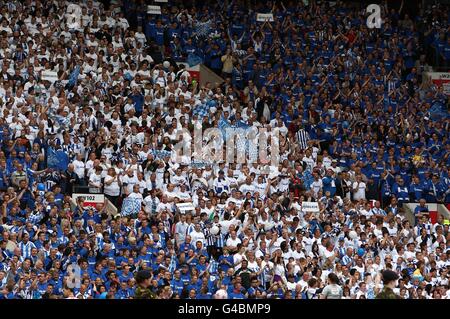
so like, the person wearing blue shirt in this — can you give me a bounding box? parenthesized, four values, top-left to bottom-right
(183, 38, 198, 57)
(167, 22, 180, 40)
(181, 264, 191, 285)
(137, 247, 152, 268)
(207, 43, 222, 74)
(186, 275, 202, 293)
(433, 32, 447, 64)
(218, 248, 234, 272)
(322, 169, 337, 197)
(413, 199, 430, 221)
(426, 174, 447, 203)
(409, 176, 424, 202)
(152, 20, 165, 47)
(392, 178, 409, 206)
(129, 87, 144, 116)
(179, 238, 194, 256)
(228, 283, 246, 299)
(171, 269, 185, 295)
(145, 17, 157, 39)
(197, 286, 212, 299)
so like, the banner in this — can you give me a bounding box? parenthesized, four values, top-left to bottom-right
(256, 13, 274, 22)
(301, 201, 320, 213)
(154, 0, 168, 2)
(47, 147, 69, 171)
(176, 202, 195, 213)
(147, 5, 161, 14)
(41, 70, 58, 83)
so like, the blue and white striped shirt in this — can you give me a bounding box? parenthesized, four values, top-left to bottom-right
(18, 241, 36, 259)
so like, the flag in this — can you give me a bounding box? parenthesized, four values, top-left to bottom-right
(187, 53, 203, 67)
(150, 149, 172, 160)
(121, 198, 141, 216)
(67, 65, 80, 88)
(429, 102, 448, 121)
(54, 114, 71, 127)
(47, 147, 69, 171)
(192, 100, 217, 119)
(191, 160, 208, 168)
(194, 20, 212, 38)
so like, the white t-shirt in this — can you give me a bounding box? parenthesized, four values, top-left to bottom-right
(226, 237, 242, 248)
(122, 174, 138, 194)
(322, 284, 343, 299)
(190, 230, 206, 246)
(89, 173, 102, 188)
(72, 160, 85, 179)
(353, 182, 366, 200)
(104, 175, 121, 196)
(311, 179, 323, 197)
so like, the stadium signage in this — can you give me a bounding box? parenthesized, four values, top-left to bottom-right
(72, 193, 105, 208)
(427, 72, 450, 95)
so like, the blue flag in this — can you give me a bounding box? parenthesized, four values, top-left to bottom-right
(121, 198, 141, 216)
(68, 65, 80, 87)
(193, 99, 217, 119)
(47, 147, 69, 171)
(150, 149, 172, 160)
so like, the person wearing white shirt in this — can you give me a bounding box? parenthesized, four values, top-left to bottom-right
(88, 167, 103, 189)
(103, 168, 121, 205)
(175, 184, 192, 202)
(143, 192, 160, 215)
(156, 196, 173, 213)
(190, 224, 206, 247)
(239, 176, 255, 196)
(352, 175, 367, 201)
(72, 153, 86, 181)
(225, 230, 242, 252)
(311, 174, 323, 198)
(122, 170, 138, 196)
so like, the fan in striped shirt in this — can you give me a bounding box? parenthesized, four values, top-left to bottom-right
(18, 234, 36, 259)
(296, 127, 311, 150)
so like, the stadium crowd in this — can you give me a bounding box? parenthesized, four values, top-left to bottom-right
(0, 0, 449, 300)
